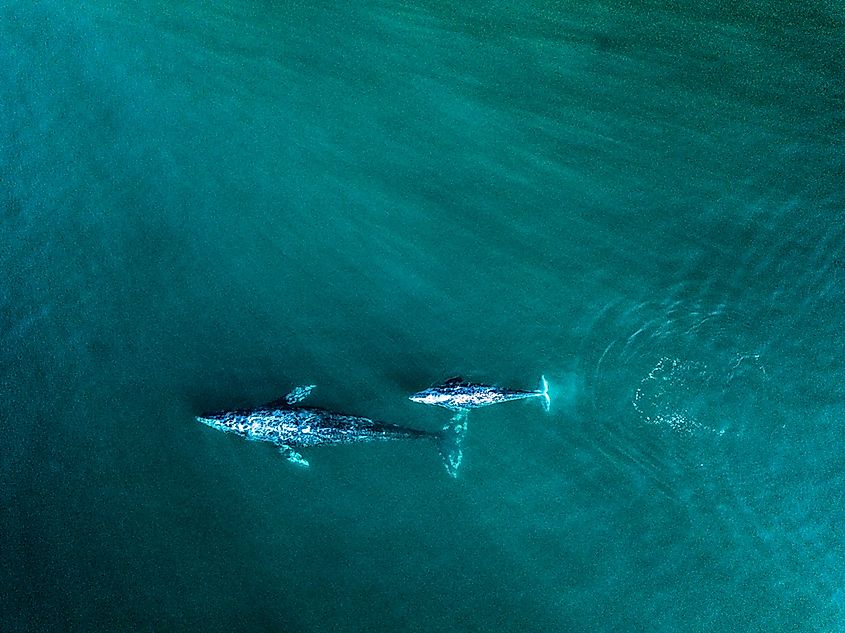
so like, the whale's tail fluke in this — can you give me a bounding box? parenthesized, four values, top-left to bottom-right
(437, 411, 468, 478)
(538, 375, 551, 412)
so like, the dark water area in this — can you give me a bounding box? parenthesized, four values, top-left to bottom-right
(2, 0, 844, 630)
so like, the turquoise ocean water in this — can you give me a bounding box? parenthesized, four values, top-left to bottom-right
(2, 1, 844, 630)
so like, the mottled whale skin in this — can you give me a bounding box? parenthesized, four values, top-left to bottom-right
(197, 385, 467, 477)
(410, 376, 550, 413)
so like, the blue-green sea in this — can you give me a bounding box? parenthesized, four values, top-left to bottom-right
(2, 1, 844, 631)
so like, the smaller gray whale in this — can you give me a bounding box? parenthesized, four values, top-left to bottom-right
(197, 385, 467, 477)
(410, 376, 550, 413)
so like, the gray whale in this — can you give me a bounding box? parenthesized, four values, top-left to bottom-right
(197, 385, 467, 477)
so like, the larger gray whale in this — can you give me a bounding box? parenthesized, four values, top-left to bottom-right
(197, 385, 467, 477)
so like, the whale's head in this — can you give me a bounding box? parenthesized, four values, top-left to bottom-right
(196, 410, 239, 433)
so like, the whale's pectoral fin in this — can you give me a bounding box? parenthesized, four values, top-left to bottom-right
(279, 445, 309, 468)
(284, 384, 316, 405)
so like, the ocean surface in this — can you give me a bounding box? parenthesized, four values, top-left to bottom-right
(2, 1, 844, 630)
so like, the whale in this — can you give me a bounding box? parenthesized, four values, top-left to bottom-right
(197, 385, 467, 477)
(410, 376, 550, 413)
